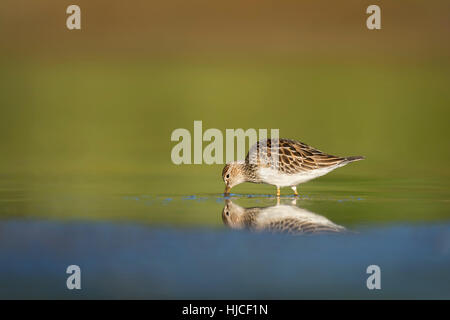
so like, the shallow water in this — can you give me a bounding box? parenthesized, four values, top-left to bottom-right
(0, 175, 449, 299)
(1, 220, 449, 299)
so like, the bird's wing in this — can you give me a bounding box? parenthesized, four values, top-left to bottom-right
(246, 138, 345, 174)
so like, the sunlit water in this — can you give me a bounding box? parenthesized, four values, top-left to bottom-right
(0, 175, 449, 299)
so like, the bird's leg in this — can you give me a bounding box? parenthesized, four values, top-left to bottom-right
(291, 186, 299, 197)
(276, 186, 280, 197)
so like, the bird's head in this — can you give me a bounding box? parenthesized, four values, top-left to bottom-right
(222, 162, 246, 194)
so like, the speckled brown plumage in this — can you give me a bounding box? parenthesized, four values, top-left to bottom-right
(222, 138, 364, 195)
(246, 138, 359, 174)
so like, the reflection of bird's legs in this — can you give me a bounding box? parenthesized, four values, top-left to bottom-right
(276, 196, 280, 206)
(290, 198, 297, 206)
(291, 186, 299, 196)
(276, 186, 280, 197)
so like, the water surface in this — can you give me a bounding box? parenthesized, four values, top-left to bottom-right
(0, 175, 448, 299)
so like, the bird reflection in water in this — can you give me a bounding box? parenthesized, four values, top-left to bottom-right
(222, 199, 347, 235)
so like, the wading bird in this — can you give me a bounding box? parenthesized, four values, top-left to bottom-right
(222, 138, 364, 196)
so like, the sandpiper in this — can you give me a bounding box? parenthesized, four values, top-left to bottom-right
(222, 138, 364, 196)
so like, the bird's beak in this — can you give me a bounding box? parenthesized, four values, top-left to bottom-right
(224, 185, 231, 194)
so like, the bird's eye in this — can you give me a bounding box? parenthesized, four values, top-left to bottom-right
(225, 211, 229, 216)
(226, 174, 230, 179)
